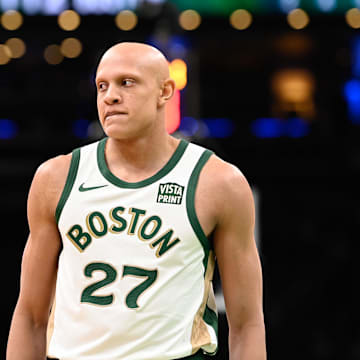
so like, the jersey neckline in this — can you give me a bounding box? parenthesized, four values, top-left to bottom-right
(97, 137, 189, 189)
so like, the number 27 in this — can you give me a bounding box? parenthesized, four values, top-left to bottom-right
(81, 262, 158, 309)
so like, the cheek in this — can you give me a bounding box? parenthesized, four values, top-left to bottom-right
(97, 97, 104, 112)
(97, 99, 105, 124)
(139, 92, 158, 110)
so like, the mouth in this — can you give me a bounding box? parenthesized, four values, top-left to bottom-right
(105, 111, 128, 120)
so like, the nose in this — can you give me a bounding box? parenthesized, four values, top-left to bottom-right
(104, 84, 122, 105)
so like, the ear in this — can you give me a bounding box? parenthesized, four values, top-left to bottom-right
(158, 79, 176, 107)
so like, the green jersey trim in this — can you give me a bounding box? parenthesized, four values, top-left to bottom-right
(97, 137, 189, 189)
(204, 305, 218, 353)
(186, 149, 213, 270)
(55, 148, 80, 224)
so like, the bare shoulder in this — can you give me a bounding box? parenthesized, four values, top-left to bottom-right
(200, 154, 253, 210)
(35, 153, 72, 188)
(204, 154, 250, 189)
(196, 153, 255, 234)
(29, 153, 72, 218)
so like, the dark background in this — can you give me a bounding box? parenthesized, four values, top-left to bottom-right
(1, 2, 359, 359)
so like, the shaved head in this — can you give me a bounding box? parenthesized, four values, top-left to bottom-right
(97, 42, 170, 84)
(95, 42, 176, 140)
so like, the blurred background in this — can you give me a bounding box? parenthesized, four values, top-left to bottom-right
(1, 0, 359, 358)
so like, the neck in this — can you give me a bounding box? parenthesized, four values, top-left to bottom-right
(104, 130, 179, 182)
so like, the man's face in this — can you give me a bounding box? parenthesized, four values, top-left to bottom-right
(95, 51, 161, 140)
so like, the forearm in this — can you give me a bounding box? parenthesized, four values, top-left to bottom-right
(7, 309, 48, 360)
(229, 323, 266, 360)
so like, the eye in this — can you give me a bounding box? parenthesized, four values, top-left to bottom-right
(122, 79, 135, 87)
(98, 82, 107, 91)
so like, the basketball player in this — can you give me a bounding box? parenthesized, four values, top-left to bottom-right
(7, 42, 266, 360)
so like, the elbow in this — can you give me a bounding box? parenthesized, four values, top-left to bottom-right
(14, 300, 49, 331)
(228, 310, 266, 339)
(229, 319, 266, 338)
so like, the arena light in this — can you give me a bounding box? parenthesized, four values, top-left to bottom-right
(73, 119, 90, 138)
(5, 38, 26, 58)
(23, 0, 42, 14)
(60, 38, 82, 58)
(272, 68, 315, 103)
(352, 35, 360, 77)
(58, 10, 81, 31)
(316, 0, 336, 12)
(169, 59, 187, 90)
(0, 44, 11, 65)
(178, 117, 199, 137)
(73, 0, 140, 15)
(279, 0, 300, 13)
(284, 117, 310, 137)
(251, 118, 283, 138)
(115, 10, 138, 31)
(0, 119, 18, 139)
(204, 118, 234, 138)
(343, 79, 360, 124)
(251, 117, 309, 138)
(0, 0, 19, 11)
(0, 0, 163, 16)
(72, 0, 99, 14)
(346, 8, 360, 29)
(230, 9, 252, 30)
(287, 8, 310, 30)
(44, 44, 63, 65)
(43, 0, 68, 15)
(271, 68, 315, 120)
(165, 88, 180, 134)
(168, 36, 189, 58)
(0, 10, 23, 30)
(0, 0, 68, 15)
(179, 10, 201, 31)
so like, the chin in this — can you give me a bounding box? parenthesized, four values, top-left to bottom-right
(103, 125, 139, 141)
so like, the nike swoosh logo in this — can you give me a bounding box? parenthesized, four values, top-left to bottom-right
(79, 183, 108, 192)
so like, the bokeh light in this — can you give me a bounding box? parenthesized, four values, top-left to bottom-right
(58, 10, 81, 31)
(165, 88, 181, 134)
(287, 8, 310, 30)
(0, 119, 18, 139)
(251, 117, 309, 138)
(279, 0, 300, 13)
(0, 44, 11, 65)
(115, 10, 138, 31)
(44, 44, 64, 65)
(272, 68, 315, 103)
(1, 10, 23, 31)
(5, 38, 26, 58)
(230, 9, 253, 30)
(60, 38, 82, 58)
(179, 117, 199, 137)
(204, 118, 234, 138)
(316, 0, 336, 12)
(179, 10, 201, 31)
(73, 119, 90, 139)
(346, 8, 360, 29)
(169, 59, 187, 90)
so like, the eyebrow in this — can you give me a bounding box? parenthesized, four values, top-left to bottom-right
(95, 72, 141, 84)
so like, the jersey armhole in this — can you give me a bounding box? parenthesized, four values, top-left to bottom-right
(55, 148, 81, 224)
(186, 149, 213, 271)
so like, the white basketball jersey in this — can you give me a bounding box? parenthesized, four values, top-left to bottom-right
(47, 138, 218, 360)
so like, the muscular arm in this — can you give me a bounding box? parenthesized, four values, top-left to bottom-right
(198, 157, 266, 359)
(7, 155, 71, 360)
